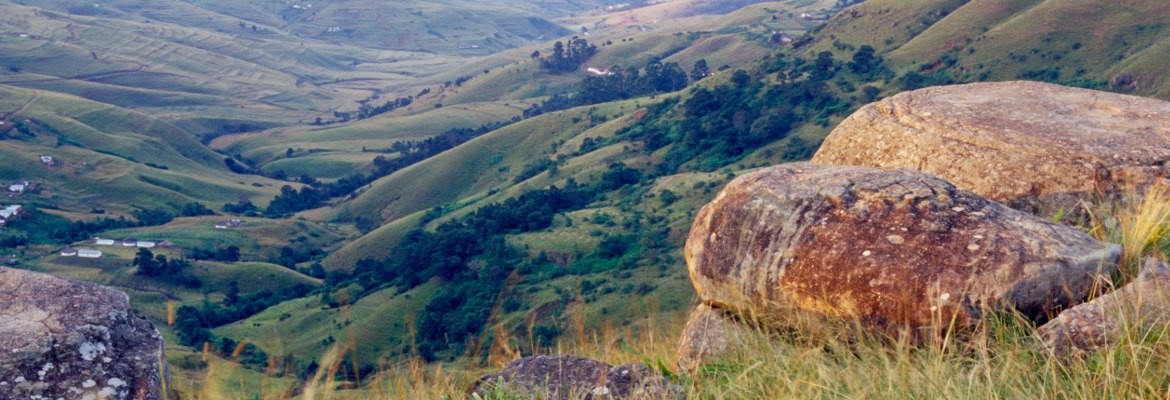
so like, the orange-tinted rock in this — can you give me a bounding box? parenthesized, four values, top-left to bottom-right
(685, 163, 1119, 339)
(812, 81, 1170, 213)
(1038, 258, 1170, 357)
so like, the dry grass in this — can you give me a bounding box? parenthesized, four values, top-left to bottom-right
(184, 188, 1170, 399)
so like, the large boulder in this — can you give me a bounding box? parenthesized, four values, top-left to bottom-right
(685, 163, 1120, 341)
(471, 355, 682, 400)
(1038, 258, 1170, 357)
(812, 81, 1170, 213)
(0, 267, 168, 400)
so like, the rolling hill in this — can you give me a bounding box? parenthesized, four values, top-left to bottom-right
(10, 0, 1170, 396)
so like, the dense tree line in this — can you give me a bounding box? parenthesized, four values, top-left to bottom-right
(260, 122, 505, 217)
(610, 48, 889, 174)
(523, 59, 692, 118)
(338, 168, 662, 359)
(172, 282, 313, 347)
(1, 206, 187, 245)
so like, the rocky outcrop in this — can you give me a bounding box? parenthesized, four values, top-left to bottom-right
(471, 355, 682, 400)
(812, 81, 1170, 213)
(0, 267, 168, 400)
(1038, 258, 1170, 357)
(685, 163, 1120, 343)
(676, 304, 747, 373)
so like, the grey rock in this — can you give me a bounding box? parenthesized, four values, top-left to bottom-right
(471, 354, 682, 399)
(676, 304, 747, 374)
(0, 267, 168, 400)
(812, 81, 1170, 214)
(685, 163, 1119, 342)
(1038, 258, 1170, 357)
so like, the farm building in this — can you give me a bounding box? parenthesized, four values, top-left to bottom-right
(215, 219, 246, 229)
(136, 241, 156, 248)
(0, 205, 20, 224)
(78, 249, 102, 258)
(60, 247, 77, 257)
(93, 237, 116, 246)
(121, 238, 137, 247)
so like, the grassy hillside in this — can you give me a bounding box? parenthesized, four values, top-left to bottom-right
(806, 0, 1170, 98)
(0, 84, 286, 214)
(13, 0, 1170, 397)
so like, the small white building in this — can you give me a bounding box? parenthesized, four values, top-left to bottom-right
(0, 205, 20, 219)
(136, 241, 156, 248)
(7, 184, 25, 193)
(93, 238, 116, 246)
(60, 247, 78, 257)
(40, 156, 53, 164)
(78, 249, 102, 258)
(121, 238, 137, 247)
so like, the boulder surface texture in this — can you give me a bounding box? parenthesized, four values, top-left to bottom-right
(1038, 258, 1170, 356)
(676, 304, 747, 373)
(471, 354, 682, 400)
(685, 163, 1120, 339)
(812, 81, 1170, 211)
(0, 267, 168, 400)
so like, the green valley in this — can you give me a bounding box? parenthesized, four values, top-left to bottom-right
(4, 0, 1170, 398)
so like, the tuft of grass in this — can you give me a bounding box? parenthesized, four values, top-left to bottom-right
(1115, 185, 1170, 275)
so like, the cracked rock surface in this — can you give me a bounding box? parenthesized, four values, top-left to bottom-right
(812, 81, 1170, 213)
(685, 163, 1120, 341)
(471, 355, 682, 400)
(1038, 258, 1170, 357)
(0, 267, 167, 400)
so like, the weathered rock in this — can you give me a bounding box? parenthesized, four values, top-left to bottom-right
(812, 81, 1170, 213)
(676, 304, 747, 373)
(471, 355, 683, 400)
(1038, 258, 1170, 356)
(686, 163, 1120, 340)
(0, 267, 168, 400)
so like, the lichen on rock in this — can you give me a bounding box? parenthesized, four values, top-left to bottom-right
(685, 163, 1119, 344)
(812, 81, 1170, 215)
(0, 267, 168, 400)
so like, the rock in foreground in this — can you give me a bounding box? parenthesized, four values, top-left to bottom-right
(812, 81, 1170, 213)
(676, 304, 747, 373)
(0, 267, 168, 400)
(471, 355, 682, 400)
(1038, 258, 1170, 357)
(686, 163, 1119, 341)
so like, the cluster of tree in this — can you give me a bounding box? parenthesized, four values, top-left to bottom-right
(222, 199, 259, 215)
(186, 245, 241, 262)
(172, 282, 313, 347)
(261, 123, 504, 217)
(523, 59, 699, 119)
(132, 248, 201, 288)
(342, 174, 642, 358)
(2, 206, 181, 245)
(269, 246, 324, 269)
(181, 202, 216, 217)
(0, 234, 28, 248)
(611, 47, 890, 174)
(538, 37, 598, 73)
(317, 95, 415, 124)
